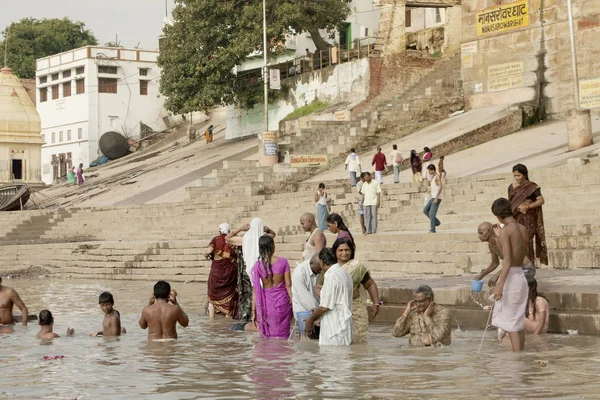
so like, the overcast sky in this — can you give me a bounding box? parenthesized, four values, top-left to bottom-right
(0, 0, 176, 50)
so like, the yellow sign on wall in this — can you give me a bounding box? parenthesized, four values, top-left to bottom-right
(580, 78, 600, 109)
(290, 154, 328, 167)
(488, 61, 524, 92)
(476, 0, 530, 37)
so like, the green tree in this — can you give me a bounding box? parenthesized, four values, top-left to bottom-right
(1, 18, 97, 79)
(158, 0, 350, 114)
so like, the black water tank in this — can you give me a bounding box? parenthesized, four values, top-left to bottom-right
(99, 131, 129, 160)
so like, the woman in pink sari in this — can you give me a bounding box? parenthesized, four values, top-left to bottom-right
(251, 235, 292, 339)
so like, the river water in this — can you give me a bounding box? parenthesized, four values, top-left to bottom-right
(1, 278, 599, 399)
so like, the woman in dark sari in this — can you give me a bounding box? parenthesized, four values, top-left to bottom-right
(508, 164, 548, 266)
(205, 223, 238, 319)
(410, 150, 423, 182)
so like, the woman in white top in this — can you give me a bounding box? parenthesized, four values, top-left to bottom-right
(315, 183, 329, 231)
(423, 164, 443, 233)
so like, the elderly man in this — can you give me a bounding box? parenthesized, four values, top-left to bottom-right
(0, 276, 29, 333)
(393, 285, 451, 347)
(299, 212, 326, 261)
(292, 254, 321, 316)
(475, 221, 535, 286)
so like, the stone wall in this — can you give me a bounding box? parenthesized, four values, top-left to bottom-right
(225, 58, 371, 140)
(460, 0, 600, 117)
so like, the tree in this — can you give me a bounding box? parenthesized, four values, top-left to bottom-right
(1, 18, 97, 79)
(157, 0, 350, 114)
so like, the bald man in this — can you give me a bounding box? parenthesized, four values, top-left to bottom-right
(299, 213, 326, 261)
(0, 276, 29, 334)
(475, 222, 534, 286)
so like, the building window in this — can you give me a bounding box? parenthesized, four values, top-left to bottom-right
(51, 85, 59, 100)
(139, 68, 149, 76)
(139, 80, 148, 95)
(67, 130, 72, 141)
(435, 8, 442, 24)
(63, 82, 72, 97)
(76, 79, 85, 94)
(51, 73, 59, 81)
(39, 76, 47, 84)
(405, 9, 412, 27)
(78, 128, 83, 140)
(52, 132, 56, 143)
(59, 131, 63, 142)
(76, 66, 85, 75)
(63, 70, 72, 78)
(99, 78, 118, 94)
(98, 66, 118, 74)
(39, 88, 48, 103)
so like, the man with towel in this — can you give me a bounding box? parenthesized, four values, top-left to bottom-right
(490, 198, 529, 352)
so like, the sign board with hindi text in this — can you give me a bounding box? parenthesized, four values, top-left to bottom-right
(290, 154, 328, 167)
(461, 41, 478, 68)
(488, 61, 524, 92)
(580, 78, 600, 109)
(476, 0, 529, 37)
(269, 69, 281, 90)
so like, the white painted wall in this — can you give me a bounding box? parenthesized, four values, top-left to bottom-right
(406, 7, 446, 33)
(226, 58, 370, 140)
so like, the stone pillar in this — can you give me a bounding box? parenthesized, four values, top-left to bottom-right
(567, 109, 593, 151)
(259, 131, 278, 166)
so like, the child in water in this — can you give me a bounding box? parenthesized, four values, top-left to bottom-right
(36, 310, 74, 339)
(90, 292, 126, 337)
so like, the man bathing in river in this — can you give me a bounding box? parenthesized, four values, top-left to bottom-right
(490, 198, 530, 352)
(0, 276, 29, 333)
(139, 281, 189, 340)
(300, 212, 326, 262)
(36, 310, 74, 339)
(90, 292, 126, 337)
(475, 222, 535, 286)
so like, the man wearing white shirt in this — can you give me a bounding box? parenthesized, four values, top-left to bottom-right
(292, 254, 321, 315)
(305, 248, 353, 345)
(344, 148, 361, 187)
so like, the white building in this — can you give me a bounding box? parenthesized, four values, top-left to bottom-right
(36, 46, 172, 184)
(405, 7, 446, 34)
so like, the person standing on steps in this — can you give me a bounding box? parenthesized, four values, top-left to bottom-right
(76, 163, 85, 185)
(359, 172, 381, 235)
(391, 144, 402, 184)
(315, 183, 330, 231)
(410, 150, 423, 182)
(423, 164, 442, 233)
(422, 147, 433, 181)
(438, 156, 447, 179)
(344, 148, 361, 187)
(372, 147, 387, 184)
(300, 212, 326, 261)
(356, 172, 367, 235)
(489, 198, 529, 352)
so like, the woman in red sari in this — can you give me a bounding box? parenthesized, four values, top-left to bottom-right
(205, 223, 238, 319)
(508, 164, 548, 266)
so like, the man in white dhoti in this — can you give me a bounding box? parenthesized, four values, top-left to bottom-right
(292, 255, 321, 315)
(305, 248, 353, 345)
(490, 198, 530, 352)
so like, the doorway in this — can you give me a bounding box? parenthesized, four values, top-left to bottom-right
(340, 23, 352, 50)
(12, 159, 23, 180)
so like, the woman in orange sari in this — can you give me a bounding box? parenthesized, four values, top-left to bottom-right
(508, 164, 548, 266)
(205, 223, 238, 318)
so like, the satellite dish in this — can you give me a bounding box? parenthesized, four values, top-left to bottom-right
(99, 131, 129, 160)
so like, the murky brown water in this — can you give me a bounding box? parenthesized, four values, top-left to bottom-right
(2, 278, 599, 399)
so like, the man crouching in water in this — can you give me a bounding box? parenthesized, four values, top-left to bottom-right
(0, 276, 29, 333)
(139, 281, 189, 340)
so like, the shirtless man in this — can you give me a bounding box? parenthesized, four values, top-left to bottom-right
(139, 281, 189, 340)
(299, 213, 326, 262)
(0, 276, 28, 333)
(36, 310, 75, 339)
(475, 222, 535, 286)
(490, 198, 530, 352)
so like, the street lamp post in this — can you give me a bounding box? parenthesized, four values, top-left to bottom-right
(263, 0, 269, 132)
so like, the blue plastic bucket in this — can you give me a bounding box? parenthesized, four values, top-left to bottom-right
(296, 311, 313, 333)
(471, 279, 484, 292)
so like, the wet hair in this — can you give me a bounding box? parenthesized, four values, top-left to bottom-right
(491, 198, 513, 219)
(318, 183, 325, 189)
(332, 237, 356, 261)
(39, 310, 53, 326)
(393, 144, 397, 150)
(351, 148, 356, 153)
(424, 147, 431, 153)
(154, 280, 171, 300)
(325, 213, 354, 243)
(258, 235, 275, 284)
(415, 285, 434, 300)
(427, 164, 436, 172)
(318, 248, 338, 266)
(526, 276, 548, 319)
(512, 163, 529, 181)
(99, 292, 114, 305)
